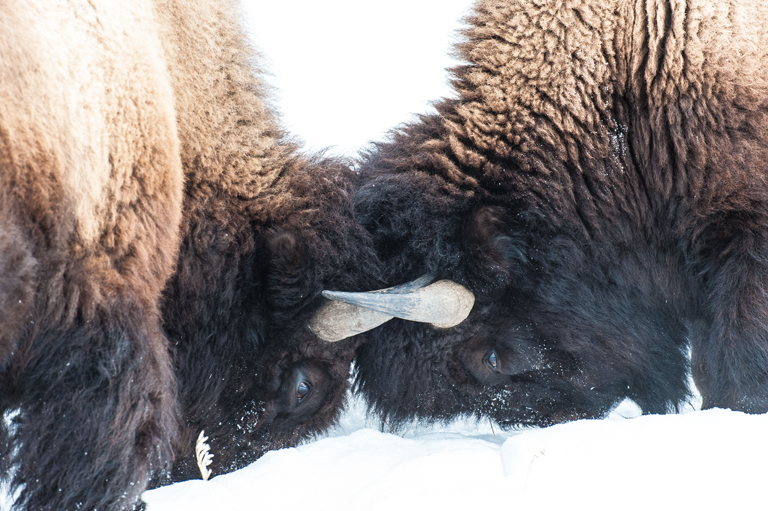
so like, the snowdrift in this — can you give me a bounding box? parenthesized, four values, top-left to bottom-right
(144, 396, 767, 510)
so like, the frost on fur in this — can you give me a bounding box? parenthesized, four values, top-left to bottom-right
(195, 431, 213, 481)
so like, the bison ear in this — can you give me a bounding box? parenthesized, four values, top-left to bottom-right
(264, 228, 319, 320)
(463, 206, 527, 295)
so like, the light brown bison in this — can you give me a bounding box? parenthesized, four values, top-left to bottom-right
(0, 0, 377, 509)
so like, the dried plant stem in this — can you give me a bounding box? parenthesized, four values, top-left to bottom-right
(195, 430, 213, 481)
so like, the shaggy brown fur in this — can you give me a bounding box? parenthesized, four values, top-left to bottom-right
(354, 0, 768, 428)
(1, 2, 182, 509)
(1, 0, 378, 509)
(154, 0, 378, 483)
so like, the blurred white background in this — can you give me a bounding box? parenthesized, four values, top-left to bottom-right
(241, 0, 474, 156)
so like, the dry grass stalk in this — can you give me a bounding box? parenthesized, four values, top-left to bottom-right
(195, 430, 213, 481)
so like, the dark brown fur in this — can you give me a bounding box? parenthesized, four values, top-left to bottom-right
(160, 155, 379, 481)
(354, 0, 768, 428)
(153, 0, 379, 481)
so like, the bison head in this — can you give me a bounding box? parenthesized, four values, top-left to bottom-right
(342, 196, 691, 429)
(160, 160, 383, 483)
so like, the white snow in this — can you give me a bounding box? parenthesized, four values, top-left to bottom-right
(498, 405, 768, 509)
(144, 394, 768, 510)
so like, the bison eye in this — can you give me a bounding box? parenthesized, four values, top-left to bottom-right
(296, 380, 313, 402)
(274, 361, 329, 421)
(485, 350, 499, 372)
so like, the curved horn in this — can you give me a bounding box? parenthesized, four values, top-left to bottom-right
(308, 275, 436, 342)
(308, 301, 393, 342)
(321, 279, 475, 329)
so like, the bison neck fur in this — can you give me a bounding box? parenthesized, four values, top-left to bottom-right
(153, 0, 379, 483)
(354, 0, 768, 428)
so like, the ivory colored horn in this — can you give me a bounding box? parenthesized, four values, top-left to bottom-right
(321, 279, 475, 329)
(308, 275, 435, 342)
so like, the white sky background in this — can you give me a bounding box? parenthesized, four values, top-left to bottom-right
(240, 0, 475, 156)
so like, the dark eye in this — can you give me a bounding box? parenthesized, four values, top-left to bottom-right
(485, 350, 499, 372)
(296, 380, 313, 402)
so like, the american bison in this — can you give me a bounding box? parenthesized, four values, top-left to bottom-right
(327, 0, 768, 428)
(0, 0, 377, 509)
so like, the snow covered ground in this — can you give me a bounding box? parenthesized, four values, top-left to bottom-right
(144, 393, 768, 510)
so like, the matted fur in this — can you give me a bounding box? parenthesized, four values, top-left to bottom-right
(354, 0, 768, 428)
(0, 0, 378, 509)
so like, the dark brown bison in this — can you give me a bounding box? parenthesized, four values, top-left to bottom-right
(320, 0, 768, 428)
(0, 0, 377, 509)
